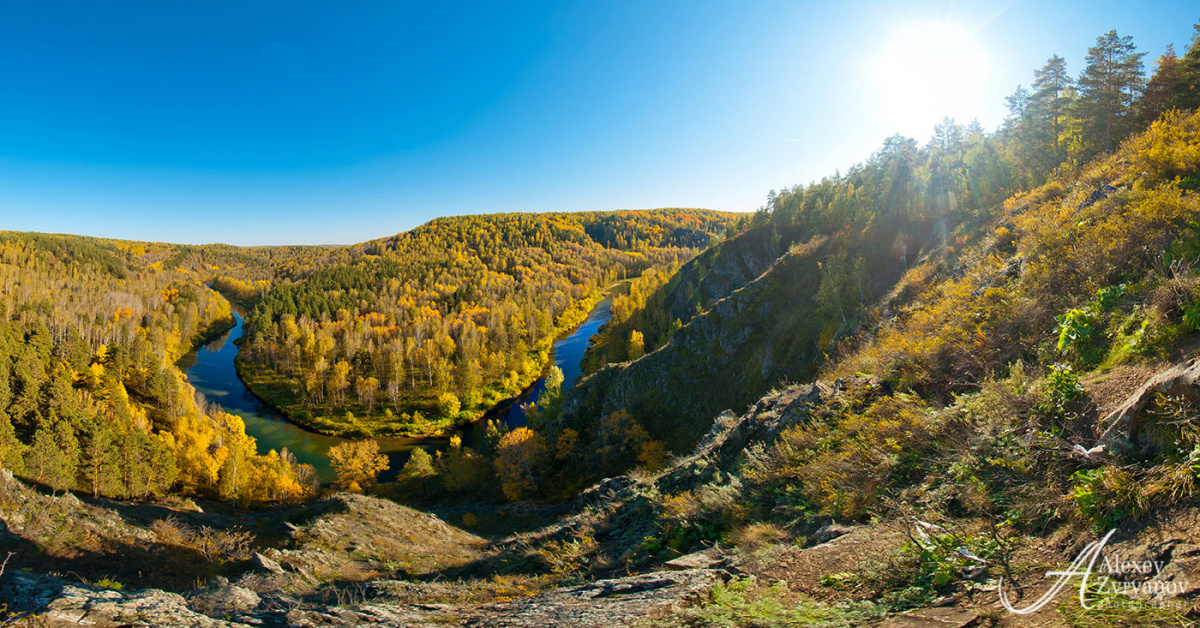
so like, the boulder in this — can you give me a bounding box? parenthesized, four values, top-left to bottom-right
(190, 585, 262, 617)
(810, 523, 854, 546)
(875, 607, 979, 627)
(463, 569, 726, 627)
(251, 552, 286, 574)
(4, 572, 242, 628)
(663, 548, 730, 571)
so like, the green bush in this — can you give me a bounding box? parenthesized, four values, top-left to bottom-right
(1056, 308, 1105, 366)
(1070, 467, 1139, 532)
(1042, 364, 1084, 417)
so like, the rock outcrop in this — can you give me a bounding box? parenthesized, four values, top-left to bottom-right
(1099, 357, 1200, 443)
(3, 567, 729, 627)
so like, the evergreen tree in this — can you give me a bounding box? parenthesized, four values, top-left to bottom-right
(399, 447, 436, 495)
(1030, 55, 1073, 168)
(1076, 30, 1147, 157)
(1142, 45, 1181, 123)
(79, 411, 120, 498)
(0, 411, 25, 473)
(1174, 21, 1200, 111)
(147, 433, 179, 496)
(26, 411, 80, 493)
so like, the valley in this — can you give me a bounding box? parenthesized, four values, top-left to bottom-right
(180, 294, 615, 482)
(3, 13, 1200, 628)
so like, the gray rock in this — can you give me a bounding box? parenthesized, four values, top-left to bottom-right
(4, 572, 244, 627)
(251, 552, 286, 574)
(875, 607, 979, 627)
(663, 549, 729, 571)
(810, 523, 854, 546)
(1100, 357, 1200, 443)
(1155, 556, 1200, 598)
(190, 585, 262, 617)
(463, 569, 725, 627)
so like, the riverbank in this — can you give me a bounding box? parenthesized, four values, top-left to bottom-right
(182, 291, 614, 480)
(232, 287, 612, 439)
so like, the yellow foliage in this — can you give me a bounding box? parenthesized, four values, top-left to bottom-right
(495, 427, 547, 500)
(328, 439, 390, 491)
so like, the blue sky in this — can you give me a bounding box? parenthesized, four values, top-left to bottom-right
(0, 1, 1195, 245)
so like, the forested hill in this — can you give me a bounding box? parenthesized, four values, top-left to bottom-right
(513, 24, 1200, 496)
(0, 232, 325, 505)
(237, 209, 735, 438)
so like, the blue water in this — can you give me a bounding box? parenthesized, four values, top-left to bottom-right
(179, 296, 612, 481)
(486, 294, 613, 427)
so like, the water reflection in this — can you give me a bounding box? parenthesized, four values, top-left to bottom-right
(179, 298, 612, 482)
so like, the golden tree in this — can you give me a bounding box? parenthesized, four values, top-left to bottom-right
(494, 427, 547, 500)
(328, 439, 389, 492)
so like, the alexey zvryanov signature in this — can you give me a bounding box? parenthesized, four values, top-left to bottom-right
(999, 529, 1192, 614)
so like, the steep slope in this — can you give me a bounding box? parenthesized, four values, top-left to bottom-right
(581, 222, 808, 369)
(554, 216, 942, 457)
(561, 230, 832, 452)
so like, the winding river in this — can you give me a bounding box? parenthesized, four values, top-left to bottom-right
(178, 296, 613, 482)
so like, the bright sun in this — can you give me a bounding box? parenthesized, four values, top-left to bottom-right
(871, 20, 991, 139)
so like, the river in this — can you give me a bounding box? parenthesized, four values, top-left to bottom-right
(177, 295, 612, 482)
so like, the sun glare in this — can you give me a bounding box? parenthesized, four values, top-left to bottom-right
(871, 20, 991, 139)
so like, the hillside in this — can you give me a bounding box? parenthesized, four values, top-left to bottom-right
(236, 209, 735, 437)
(5, 20, 1200, 628)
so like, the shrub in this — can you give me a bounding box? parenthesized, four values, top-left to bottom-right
(1070, 466, 1140, 532)
(665, 576, 881, 628)
(732, 522, 790, 552)
(534, 534, 598, 579)
(1040, 364, 1084, 418)
(793, 393, 940, 519)
(1056, 308, 1105, 366)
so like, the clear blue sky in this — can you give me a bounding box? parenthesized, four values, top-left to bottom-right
(1, 1, 1195, 245)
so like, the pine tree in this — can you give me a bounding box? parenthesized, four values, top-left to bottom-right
(1174, 21, 1200, 111)
(1030, 55, 1073, 169)
(0, 411, 25, 473)
(26, 411, 80, 493)
(79, 411, 120, 498)
(399, 447, 436, 495)
(1076, 30, 1147, 157)
(1142, 45, 1181, 123)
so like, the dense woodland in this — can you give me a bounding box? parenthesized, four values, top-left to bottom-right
(236, 209, 733, 437)
(0, 233, 325, 503)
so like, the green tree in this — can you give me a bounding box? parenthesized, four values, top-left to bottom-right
(1030, 54, 1074, 169)
(436, 436, 485, 493)
(0, 411, 25, 473)
(26, 412, 80, 493)
(1142, 45, 1182, 123)
(1076, 30, 1146, 157)
(1164, 20, 1200, 112)
(79, 411, 120, 498)
(399, 447, 437, 495)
